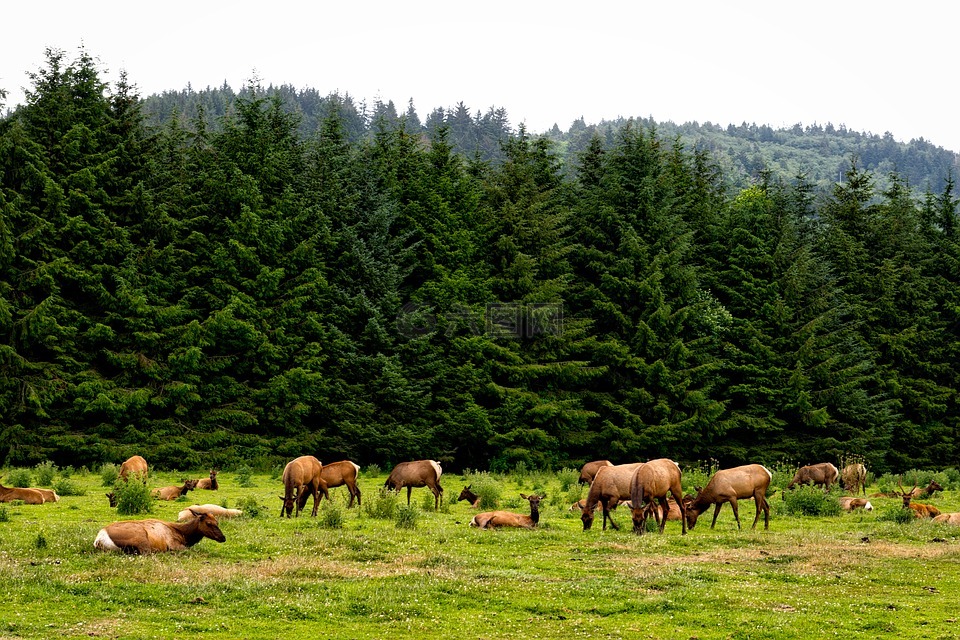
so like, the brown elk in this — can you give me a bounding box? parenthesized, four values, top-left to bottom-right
(152, 479, 199, 501)
(0, 483, 46, 505)
(118, 455, 148, 482)
(642, 497, 684, 521)
(910, 480, 944, 500)
(785, 462, 839, 492)
(470, 494, 545, 529)
(195, 469, 219, 490)
(932, 513, 960, 525)
(94, 509, 226, 554)
(458, 485, 480, 508)
(579, 462, 644, 531)
(314, 460, 362, 508)
(280, 455, 329, 518)
(897, 478, 941, 519)
(177, 504, 243, 521)
(578, 460, 614, 485)
(685, 464, 773, 530)
(629, 458, 687, 535)
(838, 497, 873, 511)
(384, 460, 443, 510)
(840, 463, 867, 495)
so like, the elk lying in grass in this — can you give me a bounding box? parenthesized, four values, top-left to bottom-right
(458, 485, 480, 508)
(384, 460, 443, 510)
(119, 455, 148, 482)
(578, 460, 613, 485)
(0, 483, 46, 505)
(579, 462, 644, 531)
(685, 464, 773, 530)
(152, 479, 199, 501)
(839, 497, 873, 511)
(177, 504, 243, 521)
(932, 513, 960, 525)
(897, 479, 941, 519)
(841, 463, 867, 495)
(94, 510, 226, 554)
(641, 497, 683, 521)
(195, 469, 219, 490)
(314, 460, 362, 508)
(280, 455, 329, 518)
(629, 458, 687, 535)
(785, 462, 838, 493)
(470, 494, 545, 529)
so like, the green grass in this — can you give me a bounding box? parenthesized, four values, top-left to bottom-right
(1, 469, 959, 639)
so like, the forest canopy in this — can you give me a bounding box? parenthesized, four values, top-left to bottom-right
(1, 49, 958, 473)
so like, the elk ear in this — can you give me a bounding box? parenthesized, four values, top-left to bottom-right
(541, 493, 547, 500)
(188, 508, 200, 518)
(520, 493, 528, 499)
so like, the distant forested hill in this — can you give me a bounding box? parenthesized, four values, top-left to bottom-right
(143, 84, 959, 194)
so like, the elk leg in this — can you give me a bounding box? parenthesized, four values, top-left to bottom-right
(729, 498, 741, 529)
(710, 502, 724, 529)
(406, 486, 412, 506)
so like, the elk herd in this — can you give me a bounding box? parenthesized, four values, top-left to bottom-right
(2, 452, 956, 555)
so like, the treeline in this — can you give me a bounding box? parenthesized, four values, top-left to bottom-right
(141, 82, 959, 193)
(1, 50, 958, 473)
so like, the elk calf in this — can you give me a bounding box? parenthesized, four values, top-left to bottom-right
(152, 479, 198, 501)
(195, 469, 219, 490)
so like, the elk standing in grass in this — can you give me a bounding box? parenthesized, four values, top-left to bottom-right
(312, 460, 361, 508)
(94, 510, 226, 554)
(629, 458, 687, 535)
(579, 462, 644, 531)
(841, 462, 867, 495)
(119, 455, 148, 482)
(470, 494, 545, 529)
(785, 462, 839, 493)
(685, 464, 773, 530)
(578, 460, 613, 485)
(280, 455, 329, 518)
(384, 460, 444, 510)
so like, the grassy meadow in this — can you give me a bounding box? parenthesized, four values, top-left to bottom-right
(1, 465, 960, 639)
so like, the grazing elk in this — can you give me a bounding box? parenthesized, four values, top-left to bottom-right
(685, 464, 773, 530)
(384, 460, 444, 510)
(470, 494, 545, 529)
(178, 504, 243, 521)
(785, 462, 839, 493)
(106, 492, 117, 508)
(458, 485, 480, 508)
(841, 463, 867, 495)
(897, 478, 941, 519)
(119, 455, 148, 482)
(280, 455, 329, 518)
(313, 460, 361, 508)
(579, 462, 644, 531)
(0, 483, 46, 505)
(578, 460, 614, 485)
(839, 497, 873, 511)
(94, 510, 226, 554)
(152, 479, 199, 501)
(195, 469, 219, 491)
(629, 458, 687, 535)
(570, 498, 632, 513)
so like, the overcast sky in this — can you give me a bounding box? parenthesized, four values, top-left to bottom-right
(3, 1, 959, 153)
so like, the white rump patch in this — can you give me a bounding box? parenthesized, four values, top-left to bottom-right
(430, 460, 442, 479)
(760, 465, 773, 481)
(864, 501, 873, 511)
(94, 529, 119, 551)
(350, 461, 360, 474)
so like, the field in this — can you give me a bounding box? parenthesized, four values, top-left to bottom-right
(1, 467, 960, 639)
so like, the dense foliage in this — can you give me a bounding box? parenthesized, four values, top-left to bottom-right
(1, 50, 958, 472)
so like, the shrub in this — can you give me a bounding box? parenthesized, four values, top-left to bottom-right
(113, 479, 153, 515)
(52, 477, 85, 497)
(0, 506, 8, 522)
(235, 465, 255, 488)
(877, 506, 915, 524)
(420, 490, 439, 512)
(5, 468, 32, 488)
(364, 487, 399, 520)
(236, 496, 264, 519)
(34, 461, 57, 486)
(364, 463, 382, 478)
(782, 485, 841, 517)
(395, 504, 419, 529)
(34, 530, 48, 550)
(99, 463, 119, 487)
(557, 468, 579, 493)
(319, 502, 344, 529)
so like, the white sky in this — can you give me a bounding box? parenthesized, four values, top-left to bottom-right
(3, 1, 959, 153)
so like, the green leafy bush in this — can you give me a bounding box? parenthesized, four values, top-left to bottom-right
(557, 468, 579, 492)
(877, 507, 915, 524)
(364, 463, 382, 478)
(113, 479, 153, 515)
(0, 506, 8, 522)
(100, 463, 119, 487)
(34, 461, 57, 486)
(235, 465, 255, 488)
(395, 504, 419, 529)
(5, 468, 32, 488)
(319, 502, 344, 529)
(781, 485, 841, 517)
(364, 487, 399, 520)
(236, 496, 264, 518)
(52, 477, 85, 497)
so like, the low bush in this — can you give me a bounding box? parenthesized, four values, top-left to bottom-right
(781, 485, 841, 517)
(52, 477, 85, 497)
(320, 502, 344, 529)
(557, 468, 579, 493)
(5, 468, 32, 488)
(112, 479, 153, 515)
(364, 487, 399, 520)
(234, 465, 255, 488)
(99, 463, 119, 487)
(395, 504, 419, 529)
(34, 461, 57, 486)
(877, 506, 915, 524)
(236, 495, 264, 518)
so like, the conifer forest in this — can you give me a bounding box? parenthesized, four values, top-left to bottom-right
(1, 49, 958, 474)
